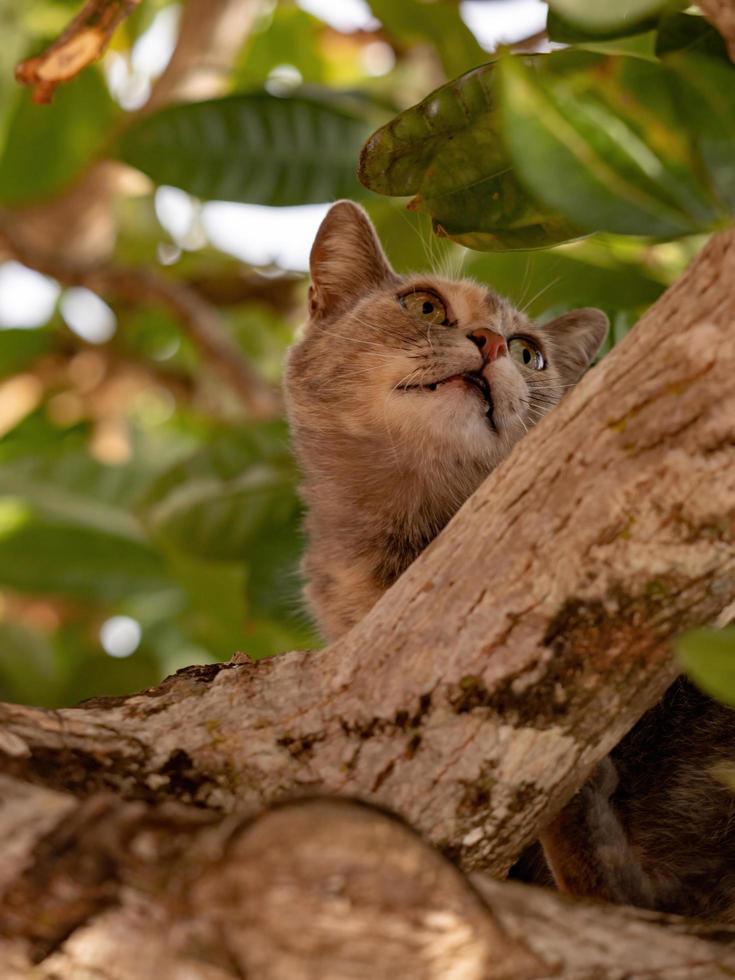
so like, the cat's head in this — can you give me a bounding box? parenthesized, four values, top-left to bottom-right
(286, 201, 607, 474)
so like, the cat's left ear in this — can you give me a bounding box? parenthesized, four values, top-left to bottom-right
(541, 308, 609, 383)
(309, 200, 397, 322)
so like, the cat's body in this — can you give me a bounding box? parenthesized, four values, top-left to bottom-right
(285, 201, 735, 922)
(285, 201, 607, 640)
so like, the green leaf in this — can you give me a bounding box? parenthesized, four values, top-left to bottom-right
(665, 52, 735, 213)
(359, 58, 585, 251)
(547, 9, 659, 44)
(0, 1, 28, 148)
(0, 509, 169, 600)
(0, 68, 118, 206)
(548, 25, 659, 61)
(368, 0, 485, 79)
(0, 328, 53, 378)
(0, 442, 153, 540)
(164, 550, 250, 659)
(546, 0, 674, 36)
(497, 51, 724, 238)
(141, 424, 300, 561)
(235, 3, 327, 86)
(0, 621, 60, 707)
(116, 91, 372, 205)
(677, 627, 735, 706)
(655, 12, 730, 60)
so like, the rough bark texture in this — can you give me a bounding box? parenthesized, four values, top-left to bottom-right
(1, 783, 734, 979)
(1, 231, 734, 881)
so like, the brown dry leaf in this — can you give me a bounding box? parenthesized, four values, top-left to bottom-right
(15, 0, 142, 104)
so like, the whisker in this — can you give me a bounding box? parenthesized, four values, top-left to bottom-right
(520, 276, 562, 314)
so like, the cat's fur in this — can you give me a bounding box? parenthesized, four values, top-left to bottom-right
(285, 201, 735, 923)
(285, 201, 607, 640)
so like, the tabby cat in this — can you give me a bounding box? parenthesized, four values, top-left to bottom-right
(285, 200, 735, 922)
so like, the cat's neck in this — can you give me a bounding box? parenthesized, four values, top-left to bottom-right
(298, 428, 487, 587)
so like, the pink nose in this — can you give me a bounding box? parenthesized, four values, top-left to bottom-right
(468, 328, 507, 363)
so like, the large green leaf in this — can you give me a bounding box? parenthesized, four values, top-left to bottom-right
(547, 9, 658, 46)
(665, 52, 735, 213)
(546, 0, 674, 35)
(655, 11, 730, 60)
(368, 0, 485, 79)
(116, 91, 372, 205)
(497, 51, 725, 238)
(0, 68, 118, 206)
(359, 58, 585, 250)
(0, 507, 169, 600)
(0, 442, 153, 540)
(677, 627, 735, 707)
(141, 424, 300, 560)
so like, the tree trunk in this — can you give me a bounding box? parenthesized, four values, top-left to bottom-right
(2, 781, 734, 979)
(1, 231, 734, 882)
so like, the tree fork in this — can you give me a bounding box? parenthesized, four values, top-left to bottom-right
(0, 231, 733, 876)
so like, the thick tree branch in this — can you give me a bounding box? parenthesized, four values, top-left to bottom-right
(1, 231, 733, 874)
(0, 224, 281, 419)
(1, 782, 733, 978)
(16, 0, 142, 103)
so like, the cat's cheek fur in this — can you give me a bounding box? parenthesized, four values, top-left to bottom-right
(485, 359, 529, 437)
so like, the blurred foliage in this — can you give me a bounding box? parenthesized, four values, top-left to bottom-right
(677, 628, 735, 706)
(361, 9, 735, 248)
(0, 0, 727, 708)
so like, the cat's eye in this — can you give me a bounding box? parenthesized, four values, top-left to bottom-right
(400, 290, 448, 326)
(509, 337, 545, 370)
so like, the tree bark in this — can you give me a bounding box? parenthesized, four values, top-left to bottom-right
(1, 231, 734, 879)
(2, 782, 734, 979)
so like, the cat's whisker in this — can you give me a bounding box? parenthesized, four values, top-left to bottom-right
(520, 275, 562, 314)
(527, 382, 577, 391)
(515, 254, 534, 311)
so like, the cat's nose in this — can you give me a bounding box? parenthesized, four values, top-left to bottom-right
(468, 328, 507, 363)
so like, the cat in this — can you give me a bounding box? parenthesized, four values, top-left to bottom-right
(285, 200, 607, 641)
(285, 200, 735, 923)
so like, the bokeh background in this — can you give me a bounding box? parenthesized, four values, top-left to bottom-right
(0, 0, 704, 706)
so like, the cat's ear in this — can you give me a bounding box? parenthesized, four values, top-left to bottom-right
(309, 200, 396, 322)
(542, 308, 609, 383)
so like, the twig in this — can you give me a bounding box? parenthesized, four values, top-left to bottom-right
(0, 224, 282, 419)
(16, 0, 142, 103)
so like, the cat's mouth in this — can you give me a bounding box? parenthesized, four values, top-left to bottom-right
(403, 371, 495, 421)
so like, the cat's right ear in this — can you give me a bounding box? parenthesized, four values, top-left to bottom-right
(309, 200, 396, 322)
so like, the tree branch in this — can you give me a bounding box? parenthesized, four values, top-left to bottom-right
(145, 0, 263, 112)
(16, 0, 142, 103)
(1, 231, 733, 874)
(0, 224, 282, 419)
(1, 781, 733, 978)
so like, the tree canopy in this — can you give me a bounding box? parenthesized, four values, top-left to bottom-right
(0, 0, 732, 710)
